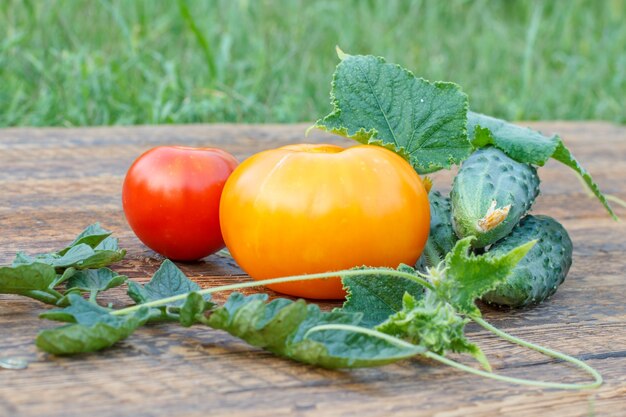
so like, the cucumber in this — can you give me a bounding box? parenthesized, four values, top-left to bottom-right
(450, 147, 540, 248)
(483, 215, 573, 308)
(417, 191, 457, 269)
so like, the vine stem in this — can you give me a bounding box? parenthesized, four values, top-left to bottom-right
(106, 265, 601, 390)
(471, 316, 602, 389)
(305, 323, 602, 390)
(110, 268, 433, 316)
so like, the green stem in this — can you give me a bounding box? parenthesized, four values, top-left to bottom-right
(46, 287, 65, 299)
(305, 323, 601, 390)
(111, 268, 434, 316)
(472, 316, 602, 389)
(22, 290, 61, 305)
(304, 323, 424, 352)
(89, 290, 98, 304)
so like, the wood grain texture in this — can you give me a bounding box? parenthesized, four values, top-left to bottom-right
(1, 122, 625, 417)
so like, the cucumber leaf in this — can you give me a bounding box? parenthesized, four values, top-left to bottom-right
(36, 294, 149, 355)
(469, 112, 617, 219)
(340, 265, 425, 328)
(315, 54, 471, 173)
(436, 237, 536, 316)
(207, 292, 424, 368)
(551, 140, 618, 220)
(376, 291, 489, 370)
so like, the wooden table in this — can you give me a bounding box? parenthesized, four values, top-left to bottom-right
(1, 123, 625, 417)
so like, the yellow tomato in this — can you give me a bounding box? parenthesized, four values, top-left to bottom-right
(219, 144, 430, 299)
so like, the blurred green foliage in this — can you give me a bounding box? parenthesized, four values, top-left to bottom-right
(1, 0, 624, 126)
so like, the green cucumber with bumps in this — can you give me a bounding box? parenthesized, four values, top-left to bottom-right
(483, 215, 573, 308)
(417, 191, 458, 269)
(450, 147, 540, 248)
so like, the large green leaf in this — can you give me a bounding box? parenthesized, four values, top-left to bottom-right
(315, 54, 471, 173)
(207, 292, 424, 368)
(469, 112, 617, 219)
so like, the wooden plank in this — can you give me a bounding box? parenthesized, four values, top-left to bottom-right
(1, 122, 625, 417)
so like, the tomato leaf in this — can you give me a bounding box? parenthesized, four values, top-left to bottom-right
(340, 265, 425, 328)
(469, 112, 617, 220)
(58, 223, 112, 255)
(40, 293, 115, 323)
(37, 295, 149, 355)
(207, 292, 424, 368)
(315, 54, 471, 173)
(12, 243, 125, 270)
(1, 225, 128, 306)
(94, 236, 120, 251)
(179, 292, 214, 327)
(436, 237, 536, 316)
(11, 224, 125, 271)
(127, 259, 209, 307)
(66, 268, 127, 294)
(0, 263, 57, 295)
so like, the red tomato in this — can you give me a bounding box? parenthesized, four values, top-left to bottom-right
(123, 146, 238, 261)
(219, 144, 430, 299)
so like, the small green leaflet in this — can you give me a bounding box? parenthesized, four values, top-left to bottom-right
(95, 236, 119, 251)
(179, 292, 213, 327)
(376, 292, 490, 371)
(59, 223, 112, 255)
(437, 237, 536, 316)
(11, 223, 126, 270)
(340, 265, 425, 328)
(1, 224, 126, 306)
(66, 268, 127, 298)
(12, 243, 125, 270)
(315, 53, 471, 173)
(207, 292, 424, 368)
(36, 294, 149, 355)
(469, 112, 617, 220)
(127, 259, 210, 307)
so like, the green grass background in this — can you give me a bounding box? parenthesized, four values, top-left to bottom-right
(1, 0, 624, 127)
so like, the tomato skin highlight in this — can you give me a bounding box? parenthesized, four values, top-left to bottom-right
(122, 146, 238, 261)
(219, 144, 430, 299)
